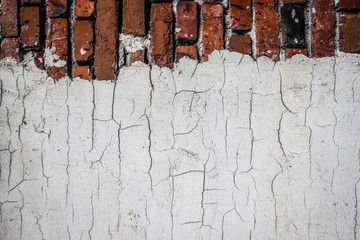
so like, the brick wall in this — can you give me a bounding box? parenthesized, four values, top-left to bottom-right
(0, 0, 359, 81)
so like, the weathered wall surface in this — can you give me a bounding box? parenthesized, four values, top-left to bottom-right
(0, 51, 359, 240)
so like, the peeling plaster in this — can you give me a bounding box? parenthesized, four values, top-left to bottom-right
(0, 51, 359, 240)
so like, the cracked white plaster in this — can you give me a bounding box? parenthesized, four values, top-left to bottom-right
(0, 51, 359, 240)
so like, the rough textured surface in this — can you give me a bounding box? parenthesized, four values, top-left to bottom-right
(150, 3, 173, 68)
(0, 38, 20, 61)
(0, 51, 359, 240)
(255, 1, 280, 61)
(123, 0, 146, 37)
(281, 5, 305, 48)
(283, 0, 306, 3)
(73, 20, 94, 62)
(46, 18, 68, 81)
(176, 1, 198, 42)
(94, 0, 117, 80)
(126, 50, 146, 66)
(20, 7, 40, 47)
(73, 65, 92, 80)
(285, 48, 308, 59)
(75, 0, 95, 18)
(176, 45, 198, 61)
(229, 35, 252, 54)
(311, 0, 335, 58)
(229, 0, 252, 31)
(48, 0, 67, 18)
(339, 14, 360, 53)
(202, 4, 224, 62)
(0, 0, 18, 37)
(339, 0, 360, 10)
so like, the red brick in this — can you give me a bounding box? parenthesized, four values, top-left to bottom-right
(311, 0, 335, 58)
(94, 0, 118, 80)
(0, 38, 20, 61)
(0, 0, 18, 37)
(176, 45, 198, 62)
(176, 1, 198, 42)
(285, 48, 308, 59)
(73, 20, 93, 62)
(20, 7, 40, 47)
(339, 0, 360, 10)
(255, 1, 280, 61)
(126, 50, 145, 66)
(22, 0, 41, 3)
(150, 3, 174, 68)
(203, 0, 222, 3)
(48, 0, 67, 18)
(48, 67, 67, 81)
(75, 0, 95, 18)
(202, 4, 224, 62)
(339, 14, 360, 53)
(34, 51, 44, 69)
(229, 35, 252, 54)
(73, 66, 92, 80)
(46, 18, 68, 81)
(283, 0, 306, 4)
(229, 0, 252, 31)
(123, 0, 146, 36)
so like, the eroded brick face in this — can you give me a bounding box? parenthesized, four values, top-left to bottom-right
(176, 1, 198, 42)
(123, 0, 146, 37)
(150, 3, 174, 68)
(75, 0, 95, 18)
(339, 14, 360, 53)
(73, 66, 92, 80)
(46, 18, 68, 81)
(0, 0, 18, 37)
(94, 0, 118, 80)
(20, 7, 40, 47)
(0, 38, 20, 61)
(73, 20, 94, 62)
(285, 48, 308, 59)
(126, 50, 146, 66)
(176, 45, 198, 62)
(48, 0, 67, 18)
(283, 0, 306, 4)
(229, 0, 252, 31)
(229, 35, 252, 54)
(311, 0, 335, 58)
(255, 0, 280, 61)
(339, 0, 360, 10)
(202, 4, 224, 61)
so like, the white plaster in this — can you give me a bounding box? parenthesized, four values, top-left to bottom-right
(0, 51, 359, 240)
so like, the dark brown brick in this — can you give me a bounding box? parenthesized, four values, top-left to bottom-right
(75, 0, 95, 18)
(176, 45, 198, 62)
(20, 7, 40, 47)
(339, 0, 360, 10)
(283, 0, 306, 4)
(150, 3, 174, 68)
(203, 0, 222, 3)
(46, 18, 68, 81)
(229, 35, 252, 54)
(176, 1, 198, 42)
(339, 14, 360, 53)
(0, 0, 18, 37)
(229, 0, 252, 31)
(94, 0, 118, 80)
(311, 0, 335, 58)
(202, 4, 224, 62)
(285, 48, 307, 59)
(48, 0, 67, 18)
(126, 50, 145, 66)
(73, 66, 92, 80)
(0, 38, 20, 61)
(255, 0, 280, 61)
(123, 0, 146, 36)
(73, 20, 93, 62)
